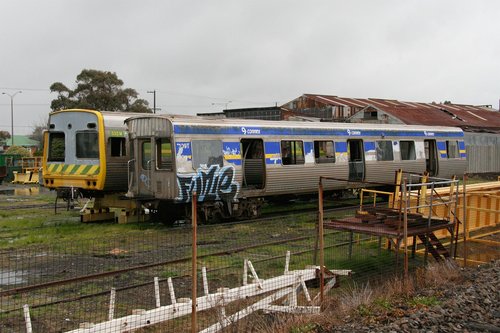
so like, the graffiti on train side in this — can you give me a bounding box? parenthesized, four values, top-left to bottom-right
(176, 165, 240, 202)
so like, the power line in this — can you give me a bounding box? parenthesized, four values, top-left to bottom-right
(150, 90, 273, 105)
(1, 86, 277, 106)
(0, 124, 37, 128)
(0, 103, 50, 106)
(0, 87, 50, 92)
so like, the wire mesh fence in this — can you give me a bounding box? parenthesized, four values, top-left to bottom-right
(0, 210, 437, 332)
(1, 174, 496, 332)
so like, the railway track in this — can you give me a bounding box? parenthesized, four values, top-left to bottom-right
(0, 200, 369, 291)
(0, 202, 67, 210)
(0, 228, 367, 315)
(0, 198, 380, 244)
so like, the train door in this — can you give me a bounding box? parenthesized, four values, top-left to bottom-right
(241, 139, 265, 189)
(153, 137, 176, 198)
(424, 139, 438, 176)
(135, 138, 154, 197)
(348, 139, 364, 181)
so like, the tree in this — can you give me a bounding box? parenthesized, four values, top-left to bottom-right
(29, 118, 47, 155)
(0, 130, 10, 143)
(50, 69, 152, 113)
(5, 145, 31, 157)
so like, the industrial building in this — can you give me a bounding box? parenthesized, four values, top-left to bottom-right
(202, 94, 500, 174)
(282, 94, 500, 174)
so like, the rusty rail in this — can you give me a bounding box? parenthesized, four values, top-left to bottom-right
(1, 234, 369, 315)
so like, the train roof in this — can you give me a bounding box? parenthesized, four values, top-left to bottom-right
(125, 114, 464, 134)
(49, 109, 144, 118)
(49, 109, 152, 129)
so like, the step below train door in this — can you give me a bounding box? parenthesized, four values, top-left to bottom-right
(241, 139, 265, 189)
(424, 139, 438, 176)
(348, 139, 365, 181)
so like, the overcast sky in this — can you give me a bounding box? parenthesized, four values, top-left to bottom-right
(1, 0, 499, 135)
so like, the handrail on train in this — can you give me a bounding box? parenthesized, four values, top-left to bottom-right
(127, 159, 136, 193)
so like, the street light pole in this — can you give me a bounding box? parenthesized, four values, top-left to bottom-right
(147, 90, 156, 114)
(2, 91, 22, 146)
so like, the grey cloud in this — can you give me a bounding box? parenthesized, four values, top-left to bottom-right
(1, 0, 499, 134)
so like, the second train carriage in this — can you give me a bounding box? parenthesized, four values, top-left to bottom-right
(125, 115, 467, 223)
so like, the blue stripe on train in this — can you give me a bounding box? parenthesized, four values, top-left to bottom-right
(436, 141, 447, 158)
(173, 125, 463, 138)
(458, 141, 467, 158)
(304, 142, 314, 159)
(335, 142, 347, 153)
(264, 141, 281, 165)
(223, 141, 242, 165)
(175, 142, 192, 160)
(364, 141, 376, 152)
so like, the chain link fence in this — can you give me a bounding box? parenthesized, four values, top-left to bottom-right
(1, 175, 497, 332)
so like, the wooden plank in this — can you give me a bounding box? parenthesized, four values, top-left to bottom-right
(66, 268, 320, 333)
(200, 288, 293, 333)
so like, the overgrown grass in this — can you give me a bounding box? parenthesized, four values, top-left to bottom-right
(252, 260, 463, 333)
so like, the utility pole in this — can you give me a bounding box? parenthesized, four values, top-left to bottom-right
(211, 101, 232, 110)
(2, 91, 22, 146)
(147, 90, 157, 114)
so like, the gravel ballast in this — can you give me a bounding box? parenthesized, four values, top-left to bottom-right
(332, 260, 500, 333)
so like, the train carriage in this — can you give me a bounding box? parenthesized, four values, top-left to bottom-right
(125, 115, 467, 223)
(42, 109, 141, 194)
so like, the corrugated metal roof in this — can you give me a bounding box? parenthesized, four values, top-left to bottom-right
(295, 94, 500, 131)
(4, 135, 39, 146)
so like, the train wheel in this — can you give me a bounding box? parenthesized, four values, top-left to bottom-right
(242, 199, 262, 219)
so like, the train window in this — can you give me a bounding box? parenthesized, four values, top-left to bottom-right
(446, 140, 459, 158)
(400, 141, 416, 160)
(314, 141, 335, 163)
(141, 141, 152, 169)
(48, 132, 65, 162)
(192, 140, 223, 168)
(156, 138, 173, 170)
(281, 140, 305, 165)
(76, 131, 98, 159)
(376, 140, 394, 161)
(109, 137, 126, 157)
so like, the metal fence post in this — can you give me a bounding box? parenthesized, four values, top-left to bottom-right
(191, 191, 197, 333)
(403, 178, 408, 282)
(463, 174, 468, 267)
(318, 178, 325, 305)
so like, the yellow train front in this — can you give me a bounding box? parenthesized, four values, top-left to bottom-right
(42, 109, 132, 195)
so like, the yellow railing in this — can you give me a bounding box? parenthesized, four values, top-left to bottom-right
(359, 188, 394, 211)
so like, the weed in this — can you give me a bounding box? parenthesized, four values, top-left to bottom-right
(373, 297, 393, 310)
(418, 260, 461, 288)
(338, 281, 374, 312)
(357, 304, 372, 316)
(383, 274, 415, 297)
(290, 322, 320, 333)
(408, 295, 440, 307)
